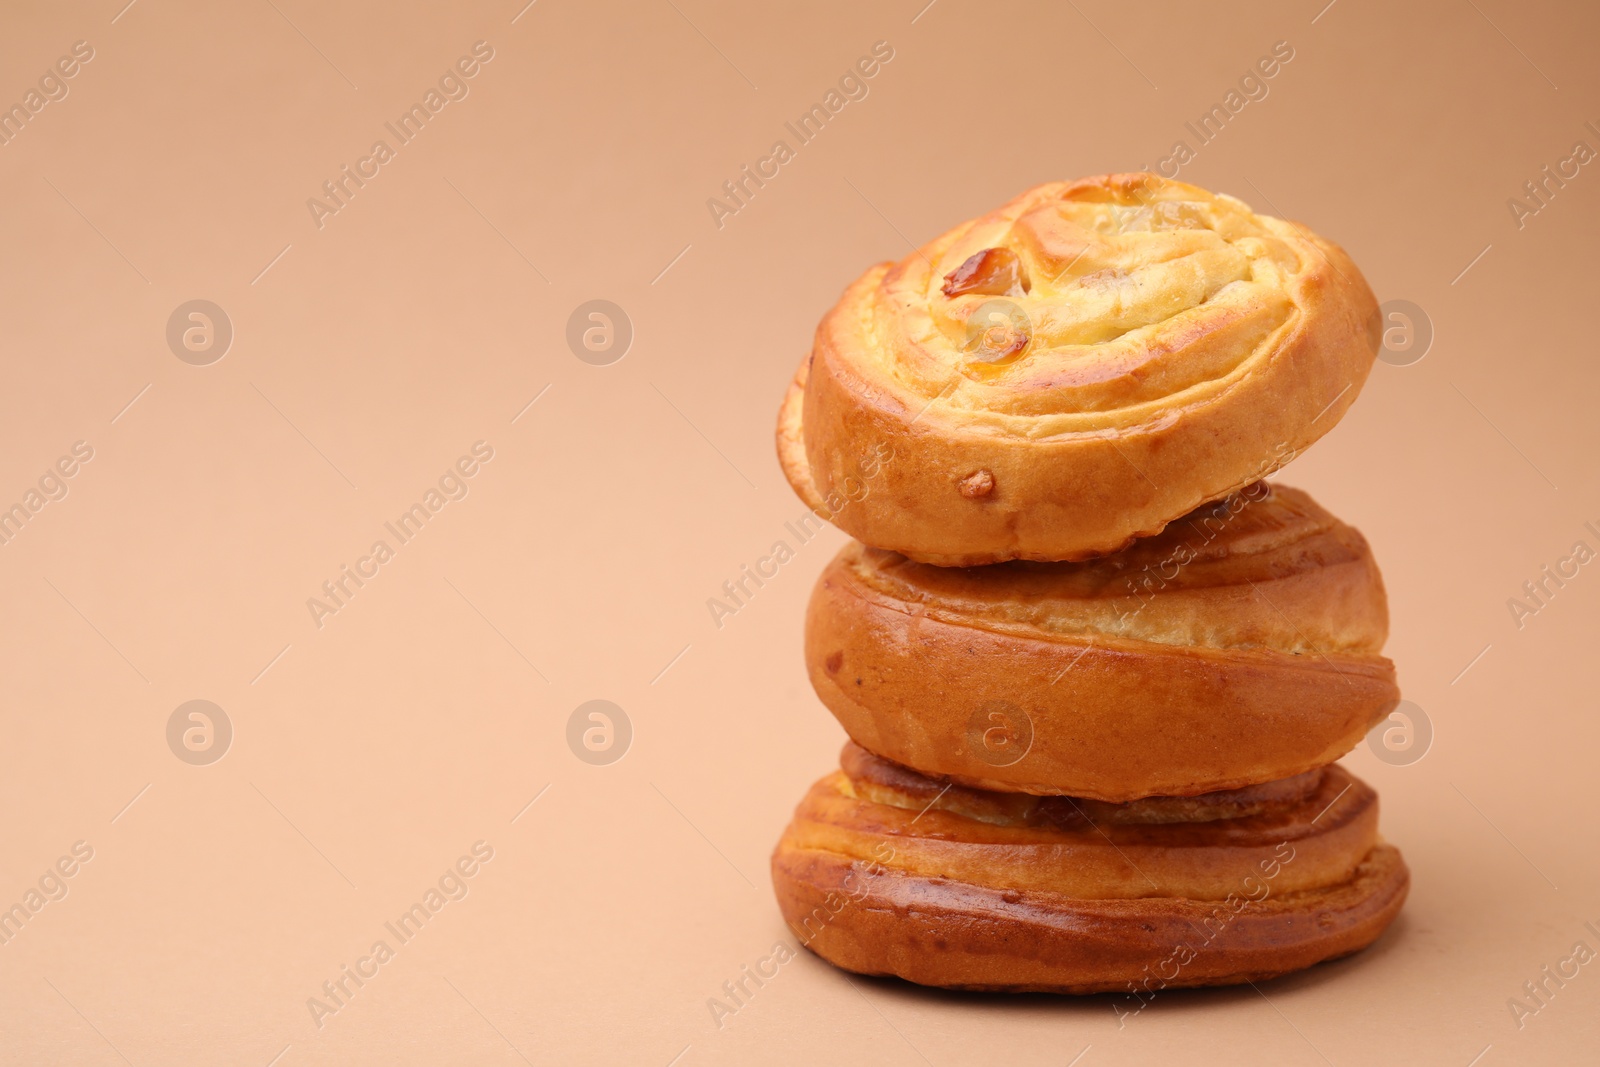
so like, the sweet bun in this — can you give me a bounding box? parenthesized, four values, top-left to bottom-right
(771, 744, 1408, 994)
(806, 482, 1397, 801)
(777, 173, 1381, 565)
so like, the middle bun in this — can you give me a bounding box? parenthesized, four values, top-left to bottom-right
(805, 482, 1398, 801)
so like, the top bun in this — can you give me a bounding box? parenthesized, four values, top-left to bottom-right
(778, 173, 1380, 565)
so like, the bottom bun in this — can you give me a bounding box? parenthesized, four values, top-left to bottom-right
(771, 750, 1408, 995)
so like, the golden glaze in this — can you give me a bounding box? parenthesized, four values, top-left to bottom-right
(772, 747, 1408, 994)
(806, 482, 1399, 800)
(809, 745, 1376, 900)
(778, 173, 1381, 565)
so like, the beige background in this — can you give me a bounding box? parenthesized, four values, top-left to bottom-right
(1, 0, 1597, 1063)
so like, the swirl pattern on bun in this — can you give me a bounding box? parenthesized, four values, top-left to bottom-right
(778, 173, 1381, 565)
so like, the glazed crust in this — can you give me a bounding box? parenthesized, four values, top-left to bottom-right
(777, 173, 1381, 566)
(771, 752, 1408, 994)
(806, 482, 1399, 800)
(798, 748, 1378, 901)
(773, 841, 1409, 995)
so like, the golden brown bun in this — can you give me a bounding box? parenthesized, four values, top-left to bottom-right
(771, 747, 1408, 994)
(777, 173, 1381, 566)
(806, 482, 1398, 800)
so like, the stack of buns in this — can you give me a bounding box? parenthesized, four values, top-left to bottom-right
(770, 174, 1407, 994)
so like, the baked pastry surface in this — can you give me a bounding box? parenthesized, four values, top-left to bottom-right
(771, 744, 1408, 994)
(806, 482, 1398, 800)
(777, 173, 1381, 565)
